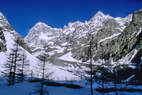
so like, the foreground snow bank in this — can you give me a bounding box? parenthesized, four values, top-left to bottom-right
(0, 80, 142, 95)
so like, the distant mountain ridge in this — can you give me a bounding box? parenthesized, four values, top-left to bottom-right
(25, 11, 133, 62)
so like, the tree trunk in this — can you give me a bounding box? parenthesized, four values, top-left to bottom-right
(89, 36, 94, 95)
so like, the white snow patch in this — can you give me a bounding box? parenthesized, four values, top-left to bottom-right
(99, 33, 121, 43)
(124, 75, 135, 82)
(4, 31, 15, 50)
(118, 49, 138, 65)
(0, 52, 7, 74)
(136, 28, 142, 37)
(39, 32, 55, 41)
(47, 64, 79, 80)
(58, 52, 78, 62)
(129, 49, 138, 62)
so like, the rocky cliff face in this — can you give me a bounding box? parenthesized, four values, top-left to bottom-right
(101, 9, 142, 61)
(73, 9, 142, 62)
(114, 10, 142, 60)
(0, 12, 10, 51)
(0, 27, 6, 51)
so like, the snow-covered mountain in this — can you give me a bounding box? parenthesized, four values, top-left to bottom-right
(25, 11, 134, 63)
(25, 11, 132, 48)
(0, 9, 142, 81)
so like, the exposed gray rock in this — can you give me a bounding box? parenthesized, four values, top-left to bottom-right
(73, 9, 142, 62)
(95, 9, 142, 61)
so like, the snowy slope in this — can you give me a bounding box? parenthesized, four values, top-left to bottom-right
(0, 13, 80, 81)
(2, 31, 79, 80)
(0, 31, 79, 80)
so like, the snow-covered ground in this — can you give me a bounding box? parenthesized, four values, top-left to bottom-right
(0, 81, 91, 95)
(0, 80, 142, 95)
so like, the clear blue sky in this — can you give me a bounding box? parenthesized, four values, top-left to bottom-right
(0, 0, 142, 36)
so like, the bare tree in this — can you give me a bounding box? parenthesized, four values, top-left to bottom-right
(3, 53, 14, 86)
(87, 34, 97, 95)
(38, 54, 48, 95)
(17, 51, 30, 82)
(113, 66, 119, 95)
(3, 38, 22, 86)
(35, 46, 50, 95)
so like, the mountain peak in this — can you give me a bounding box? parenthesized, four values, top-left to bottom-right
(90, 11, 110, 21)
(34, 22, 51, 28)
(0, 12, 6, 20)
(0, 12, 7, 18)
(0, 12, 4, 16)
(35, 22, 46, 25)
(95, 11, 105, 17)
